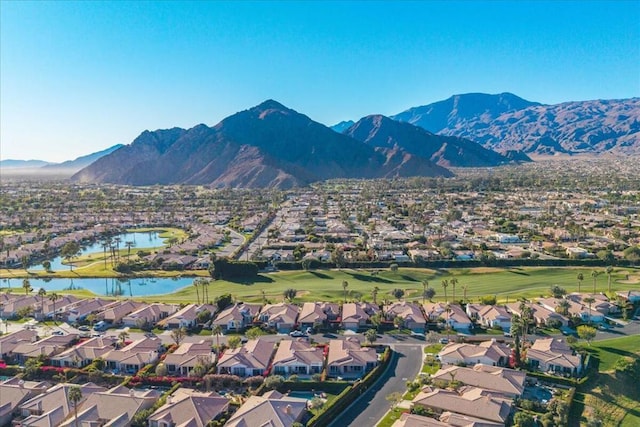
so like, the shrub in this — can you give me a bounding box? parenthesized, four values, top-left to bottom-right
(480, 295, 497, 305)
(264, 375, 285, 390)
(155, 363, 168, 377)
(244, 376, 264, 388)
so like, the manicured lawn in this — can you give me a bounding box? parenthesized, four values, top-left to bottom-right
(403, 389, 419, 400)
(423, 344, 444, 354)
(421, 363, 440, 375)
(578, 335, 640, 371)
(2, 266, 638, 306)
(572, 335, 640, 426)
(376, 407, 406, 427)
(138, 266, 640, 304)
(127, 227, 188, 241)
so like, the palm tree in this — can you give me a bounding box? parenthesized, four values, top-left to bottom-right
(591, 270, 600, 294)
(556, 299, 571, 316)
(193, 279, 201, 305)
(61, 241, 81, 272)
(261, 289, 267, 304)
(342, 280, 349, 303)
(22, 279, 32, 295)
(372, 286, 380, 305)
(445, 303, 452, 343)
(125, 241, 135, 262)
(211, 324, 223, 358)
(584, 296, 595, 324)
(203, 279, 210, 304)
(519, 301, 533, 344)
(441, 280, 449, 303)
(68, 386, 83, 427)
(606, 266, 613, 294)
(450, 278, 458, 303)
(118, 331, 129, 348)
(421, 280, 428, 304)
(113, 237, 122, 263)
(49, 292, 59, 323)
(577, 273, 584, 293)
(38, 288, 46, 319)
(101, 240, 110, 269)
(462, 285, 469, 303)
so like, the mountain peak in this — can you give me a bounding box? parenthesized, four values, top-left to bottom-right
(330, 120, 355, 133)
(253, 99, 290, 111)
(346, 114, 511, 168)
(391, 92, 541, 134)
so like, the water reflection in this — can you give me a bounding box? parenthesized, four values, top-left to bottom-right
(32, 232, 166, 272)
(1, 276, 194, 297)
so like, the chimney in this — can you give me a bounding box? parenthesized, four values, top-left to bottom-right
(284, 404, 292, 415)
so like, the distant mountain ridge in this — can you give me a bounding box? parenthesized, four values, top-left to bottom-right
(41, 144, 124, 172)
(391, 92, 540, 134)
(392, 93, 640, 155)
(72, 100, 453, 188)
(330, 120, 355, 133)
(343, 114, 518, 167)
(0, 159, 51, 169)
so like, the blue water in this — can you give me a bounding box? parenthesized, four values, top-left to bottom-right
(32, 232, 166, 272)
(1, 276, 194, 297)
(288, 391, 318, 399)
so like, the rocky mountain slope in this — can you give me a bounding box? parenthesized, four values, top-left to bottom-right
(392, 93, 640, 155)
(72, 100, 452, 188)
(344, 115, 519, 167)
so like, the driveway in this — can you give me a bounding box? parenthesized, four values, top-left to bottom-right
(328, 344, 422, 427)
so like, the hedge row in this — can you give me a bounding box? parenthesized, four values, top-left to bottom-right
(307, 347, 393, 427)
(0, 365, 22, 377)
(276, 380, 351, 395)
(526, 371, 586, 387)
(274, 258, 636, 271)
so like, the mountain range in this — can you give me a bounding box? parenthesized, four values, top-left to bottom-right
(0, 159, 52, 169)
(390, 93, 640, 155)
(343, 114, 517, 167)
(42, 144, 124, 172)
(6, 92, 638, 187)
(72, 100, 454, 188)
(1, 144, 123, 173)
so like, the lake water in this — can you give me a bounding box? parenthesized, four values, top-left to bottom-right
(1, 276, 194, 297)
(32, 231, 166, 272)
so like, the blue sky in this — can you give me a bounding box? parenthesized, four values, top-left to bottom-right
(1, 1, 639, 162)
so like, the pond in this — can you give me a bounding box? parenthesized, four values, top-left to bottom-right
(31, 231, 166, 272)
(1, 276, 194, 297)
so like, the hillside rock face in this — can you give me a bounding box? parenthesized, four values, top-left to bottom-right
(344, 115, 515, 167)
(391, 92, 540, 134)
(72, 100, 453, 188)
(392, 93, 640, 155)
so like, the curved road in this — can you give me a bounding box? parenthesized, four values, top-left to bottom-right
(328, 344, 422, 427)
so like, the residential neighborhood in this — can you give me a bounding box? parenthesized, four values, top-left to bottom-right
(0, 279, 637, 426)
(0, 168, 639, 426)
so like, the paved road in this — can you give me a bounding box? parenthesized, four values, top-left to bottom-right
(215, 228, 245, 259)
(328, 344, 422, 427)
